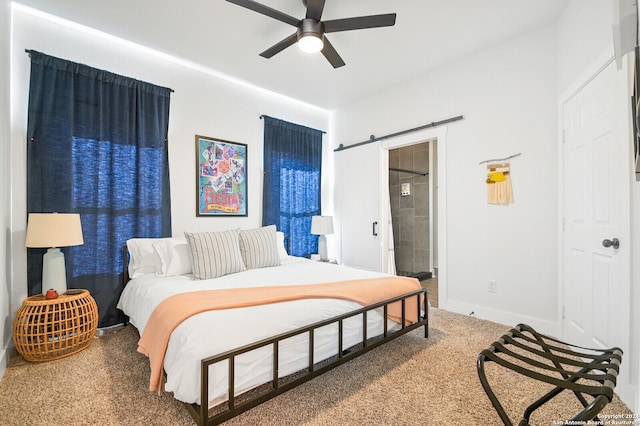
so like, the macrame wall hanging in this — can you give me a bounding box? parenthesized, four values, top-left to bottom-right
(479, 153, 521, 205)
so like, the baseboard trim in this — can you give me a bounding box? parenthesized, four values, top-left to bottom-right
(441, 299, 560, 337)
(0, 346, 7, 382)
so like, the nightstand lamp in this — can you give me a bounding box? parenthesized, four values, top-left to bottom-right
(26, 213, 84, 296)
(311, 215, 334, 262)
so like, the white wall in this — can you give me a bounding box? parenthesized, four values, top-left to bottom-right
(0, 0, 12, 381)
(9, 7, 330, 314)
(334, 25, 559, 330)
(556, 0, 614, 94)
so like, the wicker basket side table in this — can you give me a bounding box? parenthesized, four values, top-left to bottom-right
(13, 289, 99, 362)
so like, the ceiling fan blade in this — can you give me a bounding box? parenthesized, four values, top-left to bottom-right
(259, 33, 298, 58)
(305, 0, 326, 21)
(321, 37, 345, 68)
(226, 0, 299, 27)
(323, 13, 396, 33)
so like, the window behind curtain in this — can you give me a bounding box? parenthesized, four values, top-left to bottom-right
(262, 116, 323, 257)
(26, 51, 172, 327)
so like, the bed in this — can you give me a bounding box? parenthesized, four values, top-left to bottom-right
(116, 226, 428, 425)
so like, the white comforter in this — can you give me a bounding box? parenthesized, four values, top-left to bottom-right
(117, 256, 399, 405)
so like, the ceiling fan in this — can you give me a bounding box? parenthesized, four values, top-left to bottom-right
(226, 0, 397, 68)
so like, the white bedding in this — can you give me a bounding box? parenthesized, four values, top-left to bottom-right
(117, 256, 403, 405)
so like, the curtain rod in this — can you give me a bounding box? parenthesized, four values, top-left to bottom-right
(25, 49, 175, 93)
(334, 115, 464, 152)
(259, 115, 326, 134)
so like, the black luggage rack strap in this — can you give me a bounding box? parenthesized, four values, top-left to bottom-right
(477, 323, 622, 426)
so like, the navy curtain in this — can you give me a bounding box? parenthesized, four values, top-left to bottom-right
(26, 51, 172, 327)
(262, 116, 323, 257)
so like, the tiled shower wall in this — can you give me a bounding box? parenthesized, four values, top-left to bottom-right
(389, 142, 430, 275)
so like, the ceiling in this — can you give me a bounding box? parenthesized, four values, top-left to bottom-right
(15, 0, 571, 110)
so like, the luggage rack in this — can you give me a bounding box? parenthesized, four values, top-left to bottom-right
(477, 323, 622, 426)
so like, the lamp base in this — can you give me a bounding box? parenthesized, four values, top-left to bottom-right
(42, 248, 68, 296)
(318, 235, 328, 262)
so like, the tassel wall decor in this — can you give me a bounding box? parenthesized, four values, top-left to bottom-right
(486, 163, 513, 204)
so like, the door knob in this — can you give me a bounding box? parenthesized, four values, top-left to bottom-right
(602, 238, 620, 249)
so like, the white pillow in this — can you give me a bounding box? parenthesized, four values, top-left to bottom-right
(153, 238, 192, 277)
(126, 237, 171, 279)
(239, 225, 281, 269)
(184, 229, 246, 279)
(276, 231, 289, 260)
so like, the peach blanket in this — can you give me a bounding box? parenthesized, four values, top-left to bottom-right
(137, 276, 421, 393)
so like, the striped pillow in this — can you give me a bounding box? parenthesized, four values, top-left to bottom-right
(184, 229, 246, 279)
(239, 225, 281, 270)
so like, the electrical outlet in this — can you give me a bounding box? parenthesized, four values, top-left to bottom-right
(488, 279, 497, 293)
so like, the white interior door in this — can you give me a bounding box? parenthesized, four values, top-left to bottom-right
(561, 60, 631, 368)
(336, 142, 384, 272)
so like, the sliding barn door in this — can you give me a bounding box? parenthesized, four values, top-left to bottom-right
(336, 143, 384, 272)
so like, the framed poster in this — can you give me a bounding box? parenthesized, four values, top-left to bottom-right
(196, 135, 247, 216)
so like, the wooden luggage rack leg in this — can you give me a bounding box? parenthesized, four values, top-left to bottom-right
(477, 324, 622, 426)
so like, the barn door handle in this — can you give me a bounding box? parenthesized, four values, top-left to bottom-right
(602, 238, 620, 249)
(372, 221, 378, 236)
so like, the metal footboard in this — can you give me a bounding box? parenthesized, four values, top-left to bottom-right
(184, 288, 429, 426)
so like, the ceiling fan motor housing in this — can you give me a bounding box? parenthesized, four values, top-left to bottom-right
(297, 18, 324, 41)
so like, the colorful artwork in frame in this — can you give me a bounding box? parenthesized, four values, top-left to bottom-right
(196, 135, 247, 216)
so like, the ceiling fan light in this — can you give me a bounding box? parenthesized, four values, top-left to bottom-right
(298, 34, 324, 53)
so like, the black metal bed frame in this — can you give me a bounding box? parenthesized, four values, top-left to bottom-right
(122, 246, 429, 426)
(185, 289, 428, 425)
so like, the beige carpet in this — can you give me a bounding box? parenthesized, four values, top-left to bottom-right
(0, 308, 631, 425)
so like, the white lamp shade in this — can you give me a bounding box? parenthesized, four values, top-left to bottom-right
(26, 213, 84, 248)
(311, 215, 334, 235)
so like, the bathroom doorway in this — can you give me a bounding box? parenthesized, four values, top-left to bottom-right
(389, 140, 438, 305)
